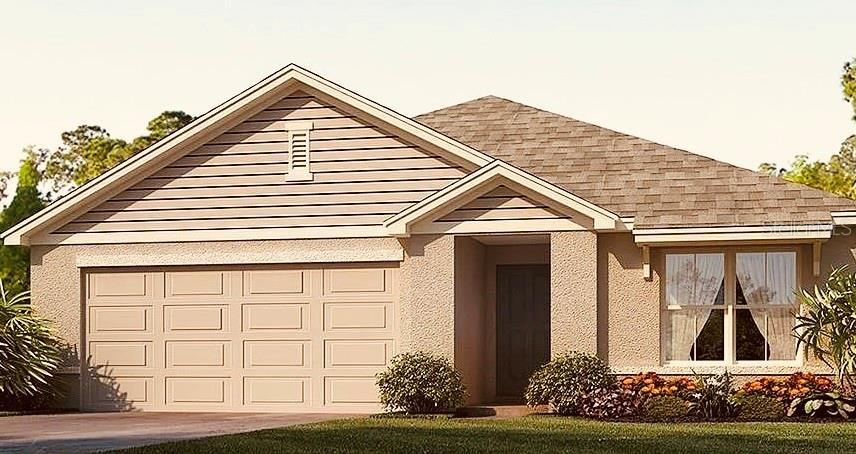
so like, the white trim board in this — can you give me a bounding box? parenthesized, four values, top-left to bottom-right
(76, 249, 404, 268)
(1, 64, 493, 246)
(633, 224, 832, 245)
(384, 160, 621, 236)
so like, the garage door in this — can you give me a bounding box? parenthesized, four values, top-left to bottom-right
(83, 263, 398, 412)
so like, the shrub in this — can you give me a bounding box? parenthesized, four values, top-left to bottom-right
(736, 395, 786, 421)
(618, 372, 697, 400)
(787, 392, 856, 419)
(375, 351, 466, 414)
(642, 395, 689, 420)
(525, 352, 613, 415)
(579, 386, 639, 419)
(0, 283, 62, 409)
(737, 373, 836, 403)
(686, 371, 739, 420)
(794, 266, 856, 392)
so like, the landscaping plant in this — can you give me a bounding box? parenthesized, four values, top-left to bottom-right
(579, 386, 639, 419)
(787, 392, 856, 419)
(735, 395, 786, 421)
(686, 371, 738, 420)
(375, 351, 466, 414)
(641, 395, 689, 421)
(794, 265, 856, 393)
(618, 372, 696, 400)
(0, 281, 62, 408)
(735, 372, 835, 403)
(525, 352, 613, 415)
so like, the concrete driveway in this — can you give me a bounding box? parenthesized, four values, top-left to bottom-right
(0, 412, 352, 453)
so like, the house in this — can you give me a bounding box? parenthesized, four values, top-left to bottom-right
(5, 65, 856, 413)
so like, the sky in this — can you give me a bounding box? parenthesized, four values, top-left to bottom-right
(1, 0, 855, 179)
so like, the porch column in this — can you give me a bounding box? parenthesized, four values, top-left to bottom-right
(399, 234, 456, 360)
(550, 231, 598, 356)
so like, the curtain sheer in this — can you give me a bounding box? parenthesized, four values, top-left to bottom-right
(736, 252, 796, 360)
(667, 253, 724, 360)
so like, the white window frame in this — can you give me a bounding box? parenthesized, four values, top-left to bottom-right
(660, 246, 804, 369)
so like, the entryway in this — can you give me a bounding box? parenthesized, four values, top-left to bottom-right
(496, 264, 550, 399)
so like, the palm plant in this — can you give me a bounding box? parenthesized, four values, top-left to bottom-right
(794, 266, 856, 394)
(0, 281, 62, 399)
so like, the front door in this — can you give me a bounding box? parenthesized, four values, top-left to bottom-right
(496, 264, 550, 399)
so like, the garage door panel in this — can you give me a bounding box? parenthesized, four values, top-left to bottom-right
(243, 270, 309, 297)
(166, 271, 231, 299)
(243, 340, 309, 368)
(164, 305, 229, 332)
(90, 376, 154, 409)
(166, 341, 232, 368)
(324, 268, 392, 295)
(89, 306, 152, 334)
(325, 340, 392, 368)
(324, 377, 381, 405)
(243, 377, 309, 406)
(90, 341, 153, 368)
(88, 272, 152, 302)
(242, 303, 308, 332)
(85, 263, 398, 412)
(324, 302, 392, 331)
(166, 377, 232, 405)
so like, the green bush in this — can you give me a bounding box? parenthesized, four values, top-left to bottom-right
(375, 352, 466, 414)
(524, 352, 613, 415)
(687, 371, 739, 420)
(0, 283, 63, 410)
(642, 395, 689, 420)
(736, 395, 785, 421)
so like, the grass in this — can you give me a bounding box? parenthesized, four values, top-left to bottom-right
(114, 416, 856, 454)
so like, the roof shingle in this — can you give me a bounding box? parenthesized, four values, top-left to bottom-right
(415, 95, 856, 229)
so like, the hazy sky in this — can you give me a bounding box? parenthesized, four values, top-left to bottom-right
(1, 1, 855, 176)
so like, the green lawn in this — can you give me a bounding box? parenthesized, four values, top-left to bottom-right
(114, 416, 856, 454)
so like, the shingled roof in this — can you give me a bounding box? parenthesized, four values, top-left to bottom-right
(415, 95, 856, 229)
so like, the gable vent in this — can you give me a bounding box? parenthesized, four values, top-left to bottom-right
(285, 120, 314, 181)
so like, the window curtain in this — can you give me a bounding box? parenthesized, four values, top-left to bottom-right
(667, 254, 724, 360)
(736, 252, 796, 360)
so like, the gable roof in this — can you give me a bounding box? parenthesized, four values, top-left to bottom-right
(415, 95, 856, 229)
(1, 65, 493, 246)
(384, 160, 619, 235)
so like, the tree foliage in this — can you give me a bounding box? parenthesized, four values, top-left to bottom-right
(760, 59, 856, 198)
(43, 111, 192, 192)
(0, 150, 46, 296)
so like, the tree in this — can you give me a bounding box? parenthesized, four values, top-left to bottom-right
(0, 150, 46, 296)
(760, 58, 856, 198)
(43, 111, 193, 193)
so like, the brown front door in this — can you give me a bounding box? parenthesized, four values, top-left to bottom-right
(496, 264, 550, 400)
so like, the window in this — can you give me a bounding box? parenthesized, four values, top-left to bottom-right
(285, 120, 314, 181)
(663, 250, 798, 364)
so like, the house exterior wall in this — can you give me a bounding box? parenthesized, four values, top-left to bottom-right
(50, 90, 466, 239)
(550, 231, 598, 356)
(438, 186, 568, 223)
(453, 237, 486, 403)
(597, 233, 661, 367)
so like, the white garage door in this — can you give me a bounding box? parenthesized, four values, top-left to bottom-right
(83, 263, 398, 412)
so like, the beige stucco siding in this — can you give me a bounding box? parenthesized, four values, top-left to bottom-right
(597, 233, 660, 367)
(453, 237, 486, 403)
(550, 231, 598, 355)
(51, 90, 466, 238)
(399, 235, 456, 358)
